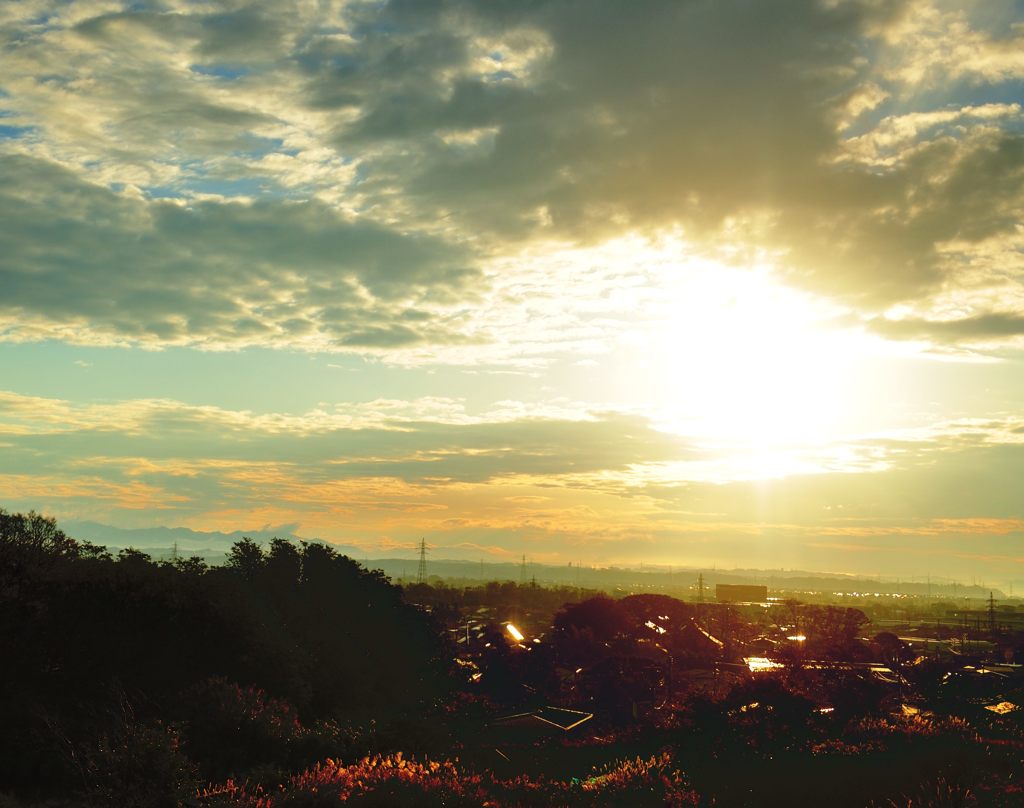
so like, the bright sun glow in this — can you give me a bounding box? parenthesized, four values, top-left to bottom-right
(506, 232, 897, 480)
(645, 252, 871, 455)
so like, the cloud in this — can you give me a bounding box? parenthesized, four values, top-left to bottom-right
(0, 155, 477, 350)
(644, 436, 1024, 527)
(309, 0, 1024, 322)
(0, 389, 697, 487)
(2, 386, 1024, 584)
(0, 388, 711, 553)
(869, 311, 1024, 346)
(0, 0, 1021, 356)
(3, 390, 1024, 576)
(875, 0, 1024, 88)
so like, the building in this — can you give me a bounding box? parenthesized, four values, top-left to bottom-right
(716, 584, 768, 603)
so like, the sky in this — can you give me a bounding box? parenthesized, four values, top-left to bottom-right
(2, 0, 1024, 586)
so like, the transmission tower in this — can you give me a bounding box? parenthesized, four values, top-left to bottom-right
(988, 591, 997, 632)
(416, 538, 428, 584)
(519, 553, 527, 585)
(697, 572, 705, 605)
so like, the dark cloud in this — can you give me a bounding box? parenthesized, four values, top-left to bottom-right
(777, 130, 1024, 305)
(0, 155, 477, 348)
(321, 0, 864, 233)
(870, 311, 1024, 343)
(74, 5, 288, 62)
(2, 0, 1023, 350)
(301, 0, 1021, 310)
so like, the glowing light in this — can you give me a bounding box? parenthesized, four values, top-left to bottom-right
(652, 259, 864, 454)
(506, 623, 525, 642)
(744, 656, 784, 673)
(488, 234, 901, 482)
(787, 634, 807, 642)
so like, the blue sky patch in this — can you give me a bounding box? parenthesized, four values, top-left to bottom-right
(190, 63, 252, 80)
(0, 125, 36, 140)
(233, 135, 286, 160)
(144, 184, 188, 200)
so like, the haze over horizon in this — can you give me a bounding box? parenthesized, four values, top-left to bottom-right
(2, 0, 1024, 586)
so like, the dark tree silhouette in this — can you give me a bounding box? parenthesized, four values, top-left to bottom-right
(0, 510, 453, 802)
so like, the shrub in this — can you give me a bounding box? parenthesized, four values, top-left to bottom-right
(80, 720, 197, 808)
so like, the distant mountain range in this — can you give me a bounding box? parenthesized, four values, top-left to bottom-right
(64, 521, 1007, 600)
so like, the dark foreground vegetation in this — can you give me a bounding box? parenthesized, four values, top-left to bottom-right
(2, 508, 1023, 807)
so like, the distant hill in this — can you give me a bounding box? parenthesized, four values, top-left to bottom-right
(62, 520, 365, 559)
(59, 522, 1006, 600)
(365, 557, 1007, 600)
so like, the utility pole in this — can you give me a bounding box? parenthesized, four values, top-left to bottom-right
(416, 538, 428, 584)
(988, 591, 997, 633)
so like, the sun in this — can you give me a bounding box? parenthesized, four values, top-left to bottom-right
(499, 232, 892, 478)
(643, 252, 870, 458)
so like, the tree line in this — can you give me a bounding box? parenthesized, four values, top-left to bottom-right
(0, 509, 453, 804)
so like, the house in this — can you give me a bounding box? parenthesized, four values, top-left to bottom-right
(490, 705, 595, 766)
(492, 705, 594, 738)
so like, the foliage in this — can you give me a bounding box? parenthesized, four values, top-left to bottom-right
(578, 753, 700, 806)
(0, 508, 451, 803)
(199, 752, 702, 808)
(78, 719, 198, 808)
(769, 601, 870, 659)
(179, 678, 358, 783)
